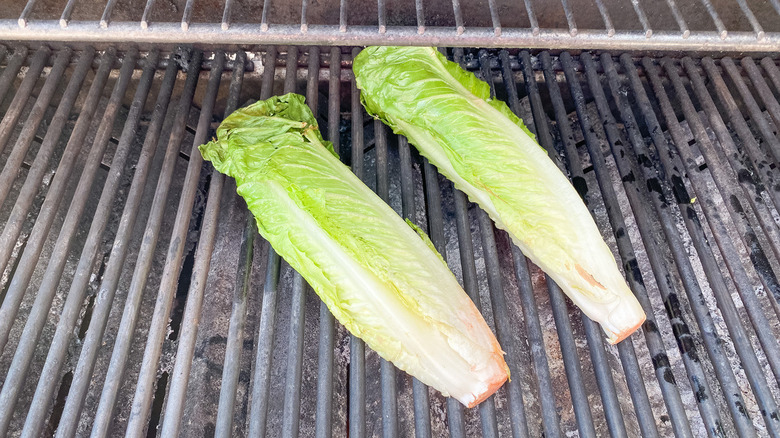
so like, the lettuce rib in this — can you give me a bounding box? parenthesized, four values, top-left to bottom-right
(354, 47, 646, 344)
(199, 93, 509, 407)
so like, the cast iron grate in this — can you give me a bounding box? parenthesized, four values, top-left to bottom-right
(0, 46, 778, 437)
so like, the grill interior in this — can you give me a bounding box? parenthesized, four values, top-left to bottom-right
(0, 45, 779, 437)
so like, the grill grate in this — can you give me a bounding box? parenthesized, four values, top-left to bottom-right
(0, 46, 779, 437)
(0, 0, 779, 52)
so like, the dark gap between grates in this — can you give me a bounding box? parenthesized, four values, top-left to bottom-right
(146, 371, 169, 438)
(46, 370, 73, 436)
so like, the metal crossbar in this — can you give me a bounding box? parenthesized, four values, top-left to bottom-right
(0, 0, 779, 52)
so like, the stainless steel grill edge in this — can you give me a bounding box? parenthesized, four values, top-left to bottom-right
(1, 0, 780, 53)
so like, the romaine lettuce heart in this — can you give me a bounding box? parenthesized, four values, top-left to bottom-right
(354, 46, 646, 344)
(200, 93, 509, 407)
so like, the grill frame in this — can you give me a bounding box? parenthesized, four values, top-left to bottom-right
(0, 45, 778, 437)
(1, 0, 780, 52)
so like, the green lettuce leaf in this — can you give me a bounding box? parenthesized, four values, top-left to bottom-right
(354, 47, 645, 344)
(200, 93, 509, 407)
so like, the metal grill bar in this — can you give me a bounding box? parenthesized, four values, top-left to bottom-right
(339, 0, 347, 32)
(664, 0, 689, 38)
(763, 57, 780, 95)
(661, 58, 780, 435)
(17, 0, 36, 27)
(313, 46, 338, 438)
(537, 50, 599, 438)
(475, 211, 516, 438)
(348, 46, 367, 438)
(124, 50, 223, 438)
(181, 0, 195, 30)
(557, 0, 576, 36)
(140, 0, 154, 29)
(522, 0, 539, 36)
(741, 58, 780, 132)
(512, 239, 564, 437)
(414, 0, 425, 34)
(734, 0, 763, 40)
(222, 0, 236, 30)
(59, 0, 76, 27)
(593, 0, 615, 37)
(4, 46, 150, 437)
(280, 46, 306, 438)
(282, 273, 307, 438)
(374, 120, 398, 438)
(0, 46, 25, 103)
(582, 51, 692, 437)
(300, 0, 308, 32)
(260, 0, 271, 31)
(422, 160, 468, 438)
(558, 52, 631, 438)
(377, 0, 386, 33)
(13, 48, 115, 437)
(486, 0, 500, 37)
(0, 46, 50, 156)
(0, 46, 131, 357)
(397, 134, 433, 438)
(247, 47, 280, 438)
(475, 50, 535, 438)
(4, 0, 780, 52)
(141, 53, 197, 437)
(452, 182, 501, 438)
(450, 0, 463, 35)
(0, 46, 92, 435)
(100, 0, 118, 28)
(563, 51, 664, 438)
(1, 47, 780, 437)
(720, 57, 780, 166)
(616, 53, 725, 437)
(210, 55, 249, 438)
(508, 50, 563, 438)
(641, 56, 772, 437)
(698, 0, 728, 39)
(1, 23, 780, 52)
(55, 48, 193, 438)
(629, 0, 652, 38)
(586, 52, 690, 438)
(682, 57, 780, 380)
(0, 47, 71, 208)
